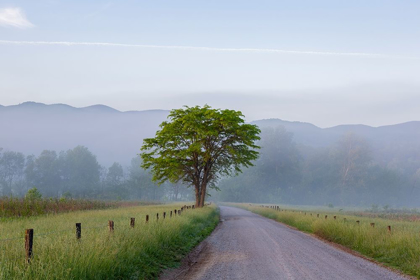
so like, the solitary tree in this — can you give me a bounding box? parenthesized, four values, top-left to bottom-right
(140, 105, 260, 207)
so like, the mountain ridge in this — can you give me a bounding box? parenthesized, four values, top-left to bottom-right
(1, 102, 419, 167)
(2, 102, 418, 128)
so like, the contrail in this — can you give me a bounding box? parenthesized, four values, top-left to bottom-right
(0, 40, 418, 60)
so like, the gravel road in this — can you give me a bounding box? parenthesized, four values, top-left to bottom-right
(161, 206, 410, 280)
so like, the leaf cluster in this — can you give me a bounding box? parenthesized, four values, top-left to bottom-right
(141, 105, 260, 188)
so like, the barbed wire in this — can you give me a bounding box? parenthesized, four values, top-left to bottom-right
(0, 236, 23, 242)
(0, 207, 192, 243)
(0, 224, 107, 242)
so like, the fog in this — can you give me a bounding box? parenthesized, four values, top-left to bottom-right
(212, 124, 420, 208)
(0, 102, 169, 167)
(1, 102, 419, 207)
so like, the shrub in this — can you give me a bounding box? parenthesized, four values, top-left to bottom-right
(25, 187, 42, 200)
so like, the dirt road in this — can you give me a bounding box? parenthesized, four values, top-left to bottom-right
(161, 206, 409, 280)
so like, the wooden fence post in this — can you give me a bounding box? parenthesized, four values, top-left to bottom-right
(170, 211, 173, 218)
(108, 220, 114, 232)
(76, 223, 81, 239)
(174, 209, 177, 215)
(156, 213, 159, 220)
(325, 215, 328, 219)
(356, 220, 360, 225)
(130, 218, 135, 228)
(163, 212, 166, 219)
(388, 225, 391, 233)
(25, 229, 34, 264)
(334, 216, 336, 220)
(370, 223, 375, 228)
(146, 215, 149, 223)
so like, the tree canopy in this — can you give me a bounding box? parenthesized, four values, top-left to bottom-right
(140, 105, 261, 207)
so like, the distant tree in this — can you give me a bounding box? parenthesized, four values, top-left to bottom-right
(60, 146, 101, 197)
(25, 150, 61, 197)
(141, 105, 260, 207)
(334, 133, 372, 187)
(328, 133, 373, 204)
(0, 150, 25, 196)
(61, 191, 72, 200)
(25, 187, 42, 200)
(258, 126, 302, 201)
(106, 162, 124, 186)
(215, 126, 301, 203)
(168, 181, 190, 201)
(126, 156, 165, 201)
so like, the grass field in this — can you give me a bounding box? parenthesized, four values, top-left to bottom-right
(228, 203, 420, 279)
(0, 203, 219, 279)
(0, 197, 112, 219)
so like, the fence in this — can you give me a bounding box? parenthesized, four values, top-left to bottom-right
(259, 204, 393, 233)
(1, 202, 211, 264)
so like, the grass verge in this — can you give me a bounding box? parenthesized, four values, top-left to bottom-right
(0, 204, 219, 279)
(228, 203, 420, 279)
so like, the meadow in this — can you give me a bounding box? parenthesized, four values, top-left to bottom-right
(0, 203, 218, 279)
(229, 203, 420, 278)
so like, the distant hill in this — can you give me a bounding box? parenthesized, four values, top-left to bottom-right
(1, 102, 419, 168)
(0, 102, 169, 166)
(254, 118, 420, 171)
(254, 119, 420, 146)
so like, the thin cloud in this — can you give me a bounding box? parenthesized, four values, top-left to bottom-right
(0, 8, 34, 29)
(0, 40, 418, 60)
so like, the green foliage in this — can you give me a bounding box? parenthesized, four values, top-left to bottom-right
(141, 105, 260, 206)
(25, 187, 42, 200)
(62, 191, 72, 199)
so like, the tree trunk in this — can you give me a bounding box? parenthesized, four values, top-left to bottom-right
(199, 182, 207, 208)
(194, 183, 201, 208)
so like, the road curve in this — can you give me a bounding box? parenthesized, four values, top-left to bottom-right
(161, 206, 410, 280)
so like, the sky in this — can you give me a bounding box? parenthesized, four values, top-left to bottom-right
(0, 0, 419, 127)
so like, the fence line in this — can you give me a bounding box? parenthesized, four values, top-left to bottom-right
(0, 203, 212, 263)
(257, 204, 394, 234)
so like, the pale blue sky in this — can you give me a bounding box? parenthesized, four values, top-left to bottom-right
(1, 0, 419, 127)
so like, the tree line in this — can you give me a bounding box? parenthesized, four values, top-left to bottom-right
(2, 126, 419, 207)
(213, 126, 420, 207)
(0, 146, 191, 201)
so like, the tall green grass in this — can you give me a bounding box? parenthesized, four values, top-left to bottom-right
(0, 197, 118, 219)
(230, 203, 420, 278)
(0, 204, 218, 279)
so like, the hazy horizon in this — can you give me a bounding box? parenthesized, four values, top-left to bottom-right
(1, 100, 419, 129)
(1, 1, 420, 127)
